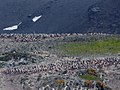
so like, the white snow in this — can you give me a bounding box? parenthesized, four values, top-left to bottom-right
(32, 15, 42, 22)
(3, 22, 22, 31)
(3, 25, 18, 31)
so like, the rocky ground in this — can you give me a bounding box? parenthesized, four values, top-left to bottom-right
(0, 34, 120, 90)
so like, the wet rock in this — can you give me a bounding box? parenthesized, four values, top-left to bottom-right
(62, 70, 67, 74)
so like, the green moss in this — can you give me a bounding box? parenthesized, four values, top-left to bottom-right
(80, 74, 99, 80)
(57, 37, 120, 55)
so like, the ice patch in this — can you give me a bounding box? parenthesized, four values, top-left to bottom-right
(32, 15, 42, 22)
(3, 22, 22, 31)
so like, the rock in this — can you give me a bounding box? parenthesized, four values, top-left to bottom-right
(91, 7, 100, 12)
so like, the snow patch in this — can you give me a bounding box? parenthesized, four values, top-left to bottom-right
(3, 22, 22, 31)
(32, 15, 42, 22)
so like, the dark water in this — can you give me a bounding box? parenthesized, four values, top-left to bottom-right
(1, 0, 119, 34)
